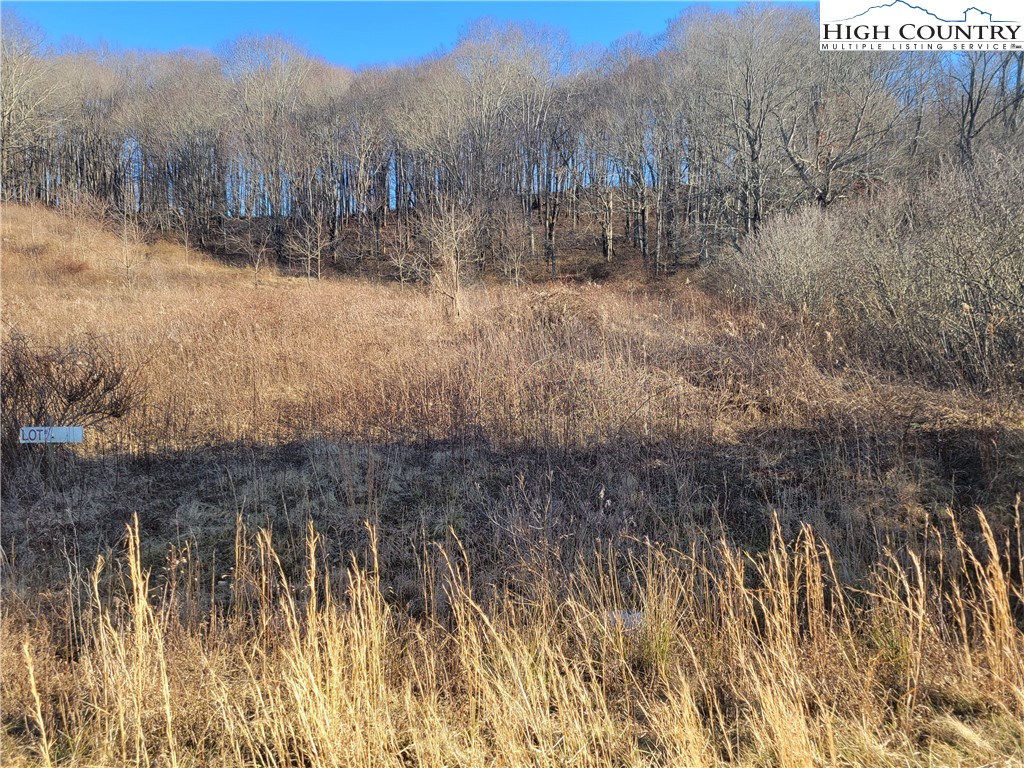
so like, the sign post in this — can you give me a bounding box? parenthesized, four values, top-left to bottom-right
(19, 426, 84, 444)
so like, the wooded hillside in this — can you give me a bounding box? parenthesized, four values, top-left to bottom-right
(3, 6, 1022, 279)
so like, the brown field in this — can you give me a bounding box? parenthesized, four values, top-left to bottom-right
(2, 202, 1023, 767)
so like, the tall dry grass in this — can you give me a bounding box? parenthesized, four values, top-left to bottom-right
(3, 507, 1023, 767)
(3, 202, 1023, 765)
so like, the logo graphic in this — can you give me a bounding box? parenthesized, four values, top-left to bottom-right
(834, 2, 1013, 24)
(820, 0, 1022, 50)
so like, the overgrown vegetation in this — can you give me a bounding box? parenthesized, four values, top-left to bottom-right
(730, 151, 1024, 393)
(1, 332, 141, 473)
(2, 201, 1022, 766)
(1, 2, 1022, 764)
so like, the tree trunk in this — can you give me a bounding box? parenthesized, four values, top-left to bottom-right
(602, 190, 614, 262)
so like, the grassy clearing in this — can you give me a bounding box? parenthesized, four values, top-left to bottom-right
(2, 203, 1023, 766)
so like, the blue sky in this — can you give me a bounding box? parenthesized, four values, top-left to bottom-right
(5, 2, 815, 69)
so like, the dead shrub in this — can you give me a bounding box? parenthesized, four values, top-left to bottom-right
(1, 331, 143, 474)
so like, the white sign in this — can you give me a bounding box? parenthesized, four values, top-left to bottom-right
(821, 0, 1023, 51)
(19, 426, 84, 444)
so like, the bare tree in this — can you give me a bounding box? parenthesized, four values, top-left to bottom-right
(665, 7, 807, 249)
(0, 11, 58, 201)
(349, 70, 394, 261)
(222, 36, 313, 262)
(777, 51, 918, 207)
(419, 198, 480, 321)
(223, 220, 276, 287)
(108, 205, 150, 287)
(286, 213, 335, 280)
(948, 52, 1024, 164)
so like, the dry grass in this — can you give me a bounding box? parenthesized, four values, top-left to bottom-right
(2, 511, 1022, 767)
(4, 204, 1018, 451)
(2, 202, 1023, 766)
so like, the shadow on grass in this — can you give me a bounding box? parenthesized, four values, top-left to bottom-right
(3, 418, 1020, 600)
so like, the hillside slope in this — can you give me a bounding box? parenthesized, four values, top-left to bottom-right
(2, 202, 1023, 767)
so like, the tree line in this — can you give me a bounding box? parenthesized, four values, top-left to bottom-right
(2, 5, 1022, 280)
